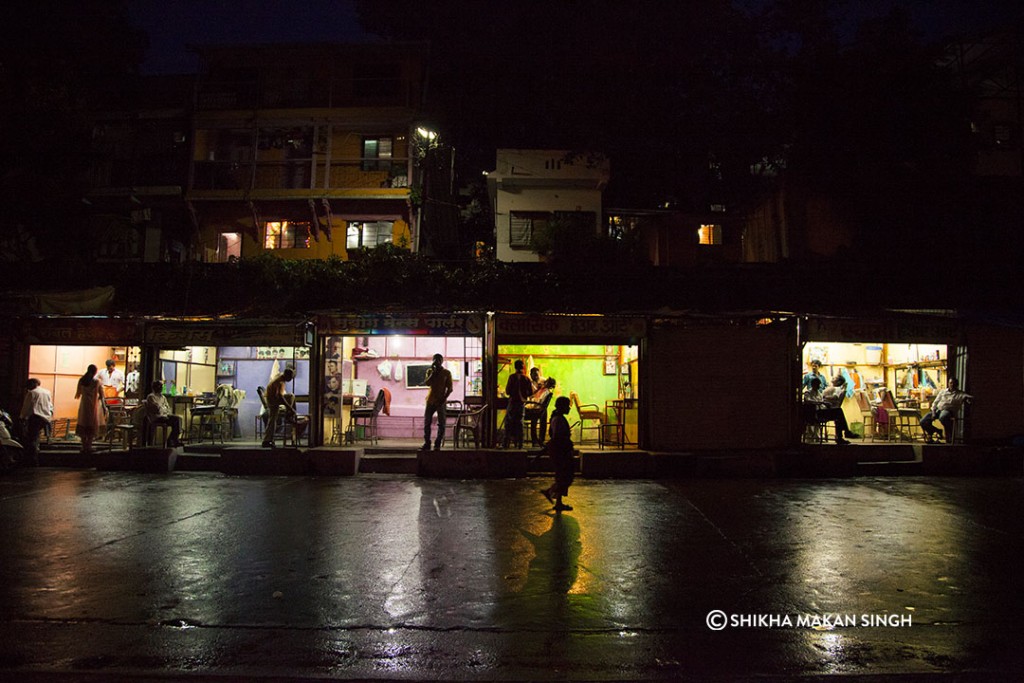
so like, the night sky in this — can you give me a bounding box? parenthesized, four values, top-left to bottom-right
(130, 0, 1021, 75)
(127, 0, 370, 74)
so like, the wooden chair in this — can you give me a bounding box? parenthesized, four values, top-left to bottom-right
(854, 390, 875, 439)
(570, 391, 606, 448)
(453, 403, 487, 449)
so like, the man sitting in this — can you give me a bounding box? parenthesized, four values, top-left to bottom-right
(144, 381, 183, 447)
(920, 378, 972, 443)
(802, 376, 858, 445)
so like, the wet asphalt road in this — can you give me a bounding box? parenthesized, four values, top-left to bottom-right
(0, 470, 1022, 681)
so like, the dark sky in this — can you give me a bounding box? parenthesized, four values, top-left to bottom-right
(130, 0, 1021, 75)
(128, 0, 370, 74)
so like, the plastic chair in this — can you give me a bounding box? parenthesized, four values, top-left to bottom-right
(453, 403, 487, 449)
(570, 392, 606, 448)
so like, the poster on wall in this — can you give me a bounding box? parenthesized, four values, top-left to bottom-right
(604, 357, 617, 375)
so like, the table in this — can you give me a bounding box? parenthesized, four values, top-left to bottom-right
(604, 398, 638, 449)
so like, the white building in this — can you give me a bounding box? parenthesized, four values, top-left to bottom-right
(486, 149, 609, 262)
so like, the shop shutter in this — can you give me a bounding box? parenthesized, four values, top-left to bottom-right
(965, 324, 1024, 441)
(647, 321, 793, 450)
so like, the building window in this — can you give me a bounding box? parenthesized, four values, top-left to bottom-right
(698, 224, 722, 245)
(218, 232, 242, 261)
(264, 221, 311, 250)
(510, 211, 550, 249)
(362, 136, 393, 171)
(347, 221, 394, 250)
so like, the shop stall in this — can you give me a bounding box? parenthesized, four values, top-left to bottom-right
(317, 313, 487, 445)
(16, 318, 143, 444)
(802, 317, 961, 441)
(144, 321, 312, 444)
(494, 314, 644, 449)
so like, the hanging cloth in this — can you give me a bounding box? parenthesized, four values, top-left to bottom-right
(394, 360, 403, 381)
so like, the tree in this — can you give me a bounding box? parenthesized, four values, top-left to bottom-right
(354, 1, 770, 211)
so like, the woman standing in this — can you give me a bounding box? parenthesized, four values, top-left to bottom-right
(74, 364, 105, 453)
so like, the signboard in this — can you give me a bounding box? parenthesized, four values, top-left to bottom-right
(496, 314, 646, 340)
(144, 323, 303, 346)
(18, 318, 140, 344)
(321, 313, 485, 336)
(806, 317, 959, 344)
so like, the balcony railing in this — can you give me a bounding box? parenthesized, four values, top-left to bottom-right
(191, 158, 412, 192)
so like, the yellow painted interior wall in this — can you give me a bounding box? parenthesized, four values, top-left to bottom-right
(28, 346, 116, 420)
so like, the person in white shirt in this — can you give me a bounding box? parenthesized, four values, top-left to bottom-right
(97, 359, 125, 395)
(920, 378, 972, 443)
(20, 378, 53, 466)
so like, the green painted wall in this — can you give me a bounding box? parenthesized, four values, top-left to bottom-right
(498, 344, 621, 408)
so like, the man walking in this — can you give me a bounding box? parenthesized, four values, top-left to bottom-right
(20, 378, 53, 466)
(422, 354, 453, 451)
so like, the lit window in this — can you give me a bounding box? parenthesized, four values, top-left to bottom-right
(346, 221, 394, 250)
(362, 136, 393, 171)
(218, 232, 242, 261)
(263, 221, 311, 250)
(697, 224, 722, 245)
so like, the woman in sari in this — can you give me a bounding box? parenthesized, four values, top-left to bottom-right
(74, 364, 105, 453)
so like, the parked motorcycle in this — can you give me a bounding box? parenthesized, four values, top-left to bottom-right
(0, 409, 23, 472)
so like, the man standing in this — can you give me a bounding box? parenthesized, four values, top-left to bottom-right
(920, 378, 972, 443)
(503, 359, 532, 448)
(263, 367, 296, 448)
(801, 359, 829, 391)
(98, 359, 125, 395)
(144, 381, 182, 447)
(20, 378, 53, 466)
(421, 354, 453, 451)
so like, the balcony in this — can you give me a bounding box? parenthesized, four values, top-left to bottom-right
(189, 158, 413, 200)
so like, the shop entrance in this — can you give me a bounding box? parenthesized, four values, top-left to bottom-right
(323, 334, 484, 446)
(155, 344, 310, 444)
(497, 343, 639, 449)
(802, 340, 954, 441)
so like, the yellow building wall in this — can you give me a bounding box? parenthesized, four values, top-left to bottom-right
(200, 217, 411, 261)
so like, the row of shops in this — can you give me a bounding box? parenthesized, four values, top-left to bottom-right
(2, 311, 1022, 450)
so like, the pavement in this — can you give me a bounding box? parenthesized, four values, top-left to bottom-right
(1, 469, 1023, 681)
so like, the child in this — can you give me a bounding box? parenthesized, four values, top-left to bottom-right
(540, 396, 575, 511)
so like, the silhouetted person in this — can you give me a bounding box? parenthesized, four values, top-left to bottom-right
(422, 353, 453, 451)
(74, 365, 105, 454)
(503, 359, 532, 448)
(541, 396, 575, 511)
(262, 367, 296, 448)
